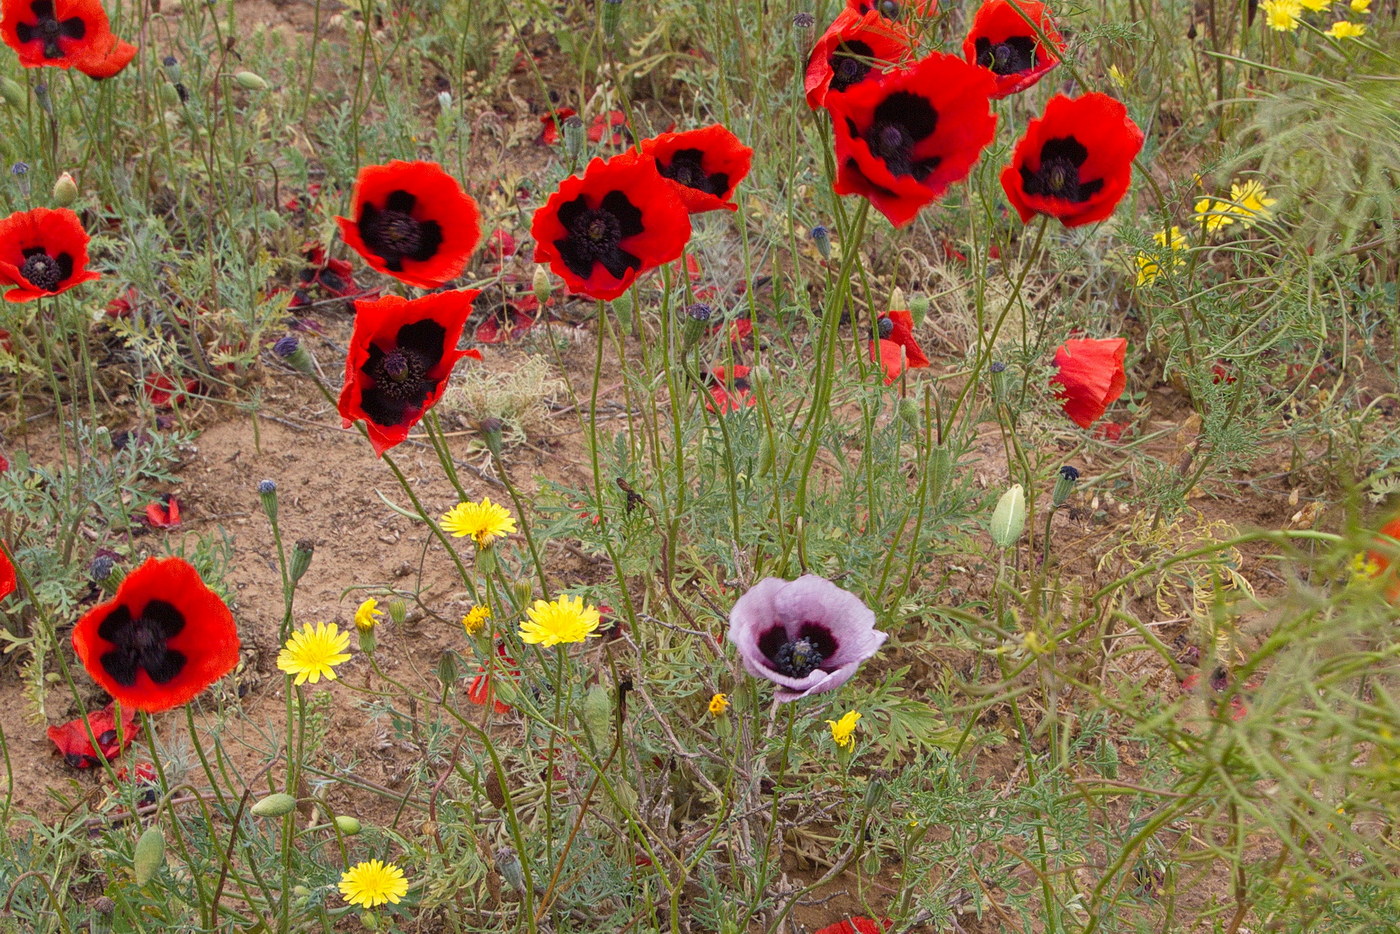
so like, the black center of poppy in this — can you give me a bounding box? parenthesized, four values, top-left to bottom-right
(861, 91, 943, 181)
(1020, 136, 1104, 203)
(657, 148, 730, 197)
(358, 190, 444, 273)
(97, 600, 188, 687)
(18, 248, 69, 291)
(358, 318, 447, 427)
(974, 36, 1038, 75)
(830, 39, 876, 93)
(16, 1, 86, 59)
(758, 623, 840, 679)
(878, 316, 894, 338)
(553, 190, 645, 281)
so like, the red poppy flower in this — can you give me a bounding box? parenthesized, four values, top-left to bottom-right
(531, 152, 692, 302)
(846, 0, 937, 20)
(704, 365, 756, 414)
(0, 207, 101, 302)
(1051, 337, 1127, 428)
(144, 494, 180, 528)
(74, 33, 135, 78)
(869, 313, 928, 384)
(142, 373, 197, 408)
(828, 52, 997, 228)
(474, 296, 543, 343)
(540, 108, 577, 145)
(0, 542, 15, 600)
(1000, 93, 1145, 228)
(588, 110, 630, 146)
(813, 919, 891, 934)
(47, 702, 138, 768)
(962, 0, 1065, 99)
(338, 289, 481, 456)
(805, 10, 914, 110)
(468, 643, 518, 714)
(486, 228, 516, 260)
(71, 556, 240, 713)
(105, 286, 137, 318)
(1, 0, 123, 72)
(296, 243, 364, 300)
(335, 160, 481, 289)
(1362, 517, 1400, 602)
(640, 124, 753, 214)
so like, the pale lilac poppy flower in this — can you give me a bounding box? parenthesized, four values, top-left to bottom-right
(727, 574, 887, 702)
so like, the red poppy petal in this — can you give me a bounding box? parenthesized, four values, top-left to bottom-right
(962, 0, 1065, 99)
(76, 36, 137, 79)
(1, 0, 117, 70)
(882, 310, 929, 367)
(71, 557, 240, 712)
(640, 124, 754, 214)
(812, 919, 892, 934)
(805, 10, 915, 109)
(0, 543, 15, 600)
(47, 703, 137, 768)
(1050, 337, 1127, 428)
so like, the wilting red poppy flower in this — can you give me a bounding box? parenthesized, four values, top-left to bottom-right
(47, 702, 137, 768)
(641, 125, 753, 214)
(588, 110, 630, 146)
(1095, 420, 1127, 442)
(962, 0, 1065, 98)
(144, 494, 180, 529)
(0, 542, 15, 600)
(105, 286, 137, 318)
(335, 160, 481, 289)
(486, 228, 516, 260)
(71, 556, 240, 712)
(0, 207, 101, 302)
(74, 33, 135, 78)
(1, 0, 123, 72)
(704, 365, 757, 414)
(338, 290, 481, 456)
(805, 10, 914, 110)
(1000, 93, 1145, 228)
(540, 108, 577, 145)
(142, 373, 197, 408)
(468, 643, 518, 714)
(1051, 337, 1127, 428)
(828, 52, 997, 228)
(813, 919, 891, 934)
(531, 151, 692, 301)
(475, 296, 543, 343)
(868, 310, 928, 384)
(296, 243, 364, 300)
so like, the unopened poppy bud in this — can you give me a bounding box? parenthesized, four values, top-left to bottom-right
(333, 815, 362, 835)
(580, 683, 611, 745)
(161, 55, 180, 81)
(494, 846, 527, 894)
(258, 479, 278, 523)
(250, 792, 298, 817)
(989, 361, 1008, 403)
(909, 294, 929, 327)
(387, 598, 407, 624)
(990, 484, 1027, 548)
(898, 397, 920, 431)
(532, 265, 552, 303)
(792, 11, 815, 27)
(234, 70, 269, 90)
(478, 416, 504, 458)
(52, 171, 78, 206)
(1052, 465, 1079, 507)
(273, 334, 317, 375)
(601, 0, 623, 39)
(685, 302, 713, 322)
(133, 826, 165, 885)
(810, 224, 831, 259)
(0, 77, 24, 108)
(757, 434, 775, 475)
(563, 115, 585, 162)
(157, 82, 181, 106)
(746, 365, 768, 387)
(33, 83, 51, 116)
(290, 539, 314, 583)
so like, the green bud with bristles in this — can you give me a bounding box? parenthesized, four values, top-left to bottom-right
(234, 71, 269, 91)
(990, 484, 1027, 548)
(133, 826, 166, 885)
(0, 77, 25, 108)
(250, 793, 298, 817)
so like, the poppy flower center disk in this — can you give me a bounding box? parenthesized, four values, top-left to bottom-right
(555, 192, 644, 280)
(657, 149, 729, 197)
(358, 190, 444, 272)
(831, 40, 876, 92)
(864, 92, 940, 180)
(98, 600, 188, 687)
(1023, 137, 1103, 203)
(976, 36, 1037, 75)
(773, 636, 825, 677)
(16, 1, 87, 59)
(758, 623, 839, 678)
(19, 251, 66, 291)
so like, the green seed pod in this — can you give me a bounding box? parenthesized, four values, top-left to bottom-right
(909, 294, 930, 327)
(990, 484, 1027, 548)
(157, 82, 181, 106)
(133, 826, 166, 885)
(611, 290, 633, 329)
(290, 539, 314, 583)
(601, 0, 623, 39)
(0, 77, 25, 108)
(250, 792, 298, 817)
(52, 171, 78, 206)
(532, 265, 552, 303)
(333, 815, 362, 835)
(580, 683, 611, 746)
(233, 70, 269, 91)
(898, 397, 920, 432)
(757, 433, 775, 476)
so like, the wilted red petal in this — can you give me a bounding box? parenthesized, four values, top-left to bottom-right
(46, 703, 138, 769)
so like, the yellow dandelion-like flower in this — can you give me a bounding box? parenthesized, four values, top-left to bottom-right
(518, 594, 601, 647)
(439, 497, 517, 548)
(354, 598, 383, 632)
(1298, 0, 1329, 10)
(1350, 0, 1370, 12)
(1134, 225, 1189, 287)
(1193, 196, 1235, 233)
(338, 859, 409, 908)
(826, 711, 861, 749)
(1326, 19, 1366, 35)
(1260, 0, 1303, 30)
(1229, 179, 1276, 227)
(1107, 64, 1128, 89)
(708, 693, 729, 716)
(461, 604, 491, 636)
(277, 622, 352, 685)
(1350, 553, 1383, 583)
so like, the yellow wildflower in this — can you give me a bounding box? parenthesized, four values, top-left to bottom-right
(354, 598, 383, 632)
(439, 497, 517, 548)
(1350, 0, 1370, 11)
(461, 604, 491, 635)
(1260, 0, 1303, 30)
(1326, 19, 1366, 35)
(518, 594, 601, 646)
(1194, 179, 1276, 234)
(338, 859, 409, 908)
(826, 710, 861, 749)
(1350, 553, 1382, 583)
(1134, 225, 1189, 287)
(1298, 0, 1329, 10)
(277, 622, 352, 685)
(708, 693, 729, 716)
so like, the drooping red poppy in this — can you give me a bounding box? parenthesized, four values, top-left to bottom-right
(335, 160, 481, 289)
(813, 919, 891, 934)
(828, 52, 997, 228)
(704, 365, 756, 414)
(962, 0, 1065, 98)
(143, 494, 180, 529)
(539, 108, 578, 145)
(1050, 337, 1127, 429)
(338, 289, 481, 456)
(531, 151, 692, 302)
(142, 373, 197, 408)
(588, 110, 630, 146)
(869, 311, 929, 384)
(74, 33, 135, 78)
(468, 643, 518, 714)
(0, 207, 101, 302)
(805, 10, 914, 110)
(71, 556, 240, 713)
(640, 125, 753, 214)
(0, 0, 125, 72)
(47, 702, 137, 768)
(1000, 93, 1145, 228)
(0, 542, 15, 600)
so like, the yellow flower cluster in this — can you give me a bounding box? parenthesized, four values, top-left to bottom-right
(708, 693, 730, 716)
(461, 604, 492, 635)
(1193, 179, 1276, 234)
(1260, 0, 1367, 33)
(1134, 226, 1189, 287)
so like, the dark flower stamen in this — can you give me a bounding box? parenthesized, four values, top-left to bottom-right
(974, 36, 1037, 74)
(358, 190, 444, 272)
(656, 149, 729, 196)
(554, 191, 645, 280)
(830, 39, 877, 93)
(97, 600, 188, 686)
(18, 248, 70, 291)
(860, 91, 942, 181)
(877, 316, 894, 338)
(758, 622, 840, 678)
(15, 0, 87, 60)
(359, 319, 445, 427)
(773, 637, 825, 677)
(1021, 137, 1103, 203)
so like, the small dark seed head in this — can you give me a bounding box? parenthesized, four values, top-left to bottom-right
(10, 161, 28, 176)
(989, 361, 1007, 373)
(89, 554, 115, 581)
(258, 479, 277, 495)
(793, 11, 815, 27)
(272, 335, 299, 357)
(877, 316, 894, 338)
(686, 302, 713, 322)
(1059, 465, 1080, 482)
(162, 55, 178, 67)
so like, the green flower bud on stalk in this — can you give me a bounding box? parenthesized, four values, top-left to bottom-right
(990, 484, 1026, 548)
(250, 792, 298, 817)
(1052, 465, 1080, 507)
(512, 581, 534, 613)
(601, 0, 623, 40)
(810, 225, 831, 260)
(0, 77, 25, 108)
(387, 599, 407, 624)
(133, 826, 166, 885)
(258, 479, 278, 524)
(532, 265, 552, 303)
(898, 397, 921, 432)
(52, 171, 78, 206)
(909, 294, 930, 327)
(563, 115, 586, 164)
(290, 539, 314, 583)
(333, 815, 362, 835)
(234, 70, 269, 90)
(580, 683, 611, 746)
(989, 361, 1008, 405)
(611, 289, 633, 330)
